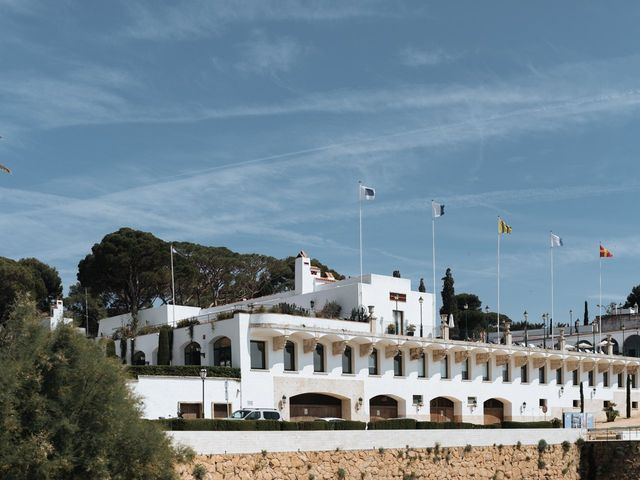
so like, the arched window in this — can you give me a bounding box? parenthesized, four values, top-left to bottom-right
(342, 345, 353, 374)
(184, 342, 202, 366)
(213, 337, 232, 367)
(313, 343, 325, 372)
(394, 351, 403, 377)
(132, 351, 146, 366)
(284, 341, 296, 371)
(368, 348, 378, 375)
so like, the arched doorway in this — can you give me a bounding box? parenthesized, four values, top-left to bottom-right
(132, 351, 146, 365)
(213, 337, 232, 367)
(624, 335, 640, 357)
(184, 341, 202, 366)
(290, 393, 342, 421)
(430, 397, 454, 422)
(483, 398, 504, 424)
(369, 395, 398, 420)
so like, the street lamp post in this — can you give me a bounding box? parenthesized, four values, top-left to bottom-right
(524, 311, 528, 347)
(484, 306, 490, 342)
(542, 313, 549, 349)
(199, 368, 208, 419)
(419, 296, 424, 338)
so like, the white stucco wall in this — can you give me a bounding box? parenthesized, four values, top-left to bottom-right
(168, 428, 584, 455)
(131, 376, 241, 419)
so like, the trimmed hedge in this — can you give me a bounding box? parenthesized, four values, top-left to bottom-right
(153, 419, 366, 431)
(126, 365, 240, 379)
(153, 418, 559, 431)
(367, 419, 417, 430)
(501, 420, 558, 429)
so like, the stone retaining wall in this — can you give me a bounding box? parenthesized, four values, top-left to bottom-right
(176, 443, 580, 479)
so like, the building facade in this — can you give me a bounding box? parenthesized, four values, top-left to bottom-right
(103, 252, 640, 424)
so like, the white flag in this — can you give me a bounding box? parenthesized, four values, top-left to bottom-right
(359, 185, 375, 201)
(550, 233, 563, 247)
(432, 201, 445, 218)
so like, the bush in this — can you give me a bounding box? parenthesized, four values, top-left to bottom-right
(153, 418, 365, 431)
(368, 419, 417, 430)
(0, 299, 177, 479)
(126, 365, 240, 379)
(137, 324, 162, 336)
(269, 303, 309, 316)
(192, 464, 207, 480)
(319, 301, 342, 319)
(298, 421, 329, 430)
(416, 421, 497, 430)
(333, 420, 366, 430)
(537, 439, 548, 453)
(176, 318, 200, 329)
(105, 338, 116, 357)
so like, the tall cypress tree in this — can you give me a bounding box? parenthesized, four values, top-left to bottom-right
(157, 326, 171, 365)
(583, 301, 589, 326)
(579, 382, 584, 413)
(627, 374, 632, 419)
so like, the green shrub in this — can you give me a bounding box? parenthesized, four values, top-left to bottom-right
(298, 421, 329, 430)
(502, 421, 556, 429)
(333, 421, 366, 430)
(105, 338, 116, 358)
(269, 303, 309, 316)
(537, 439, 548, 453)
(561, 440, 571, 453)
(137, 324, 162, 336)
(192, 464, 207, 480)
(319, 301, 342, 319)
(280, 421, 299, 431)
(216, 310, 235, 320)
(337, 467, 346, 479)
(176, 318, 200, 329)
(368, 419, 417, 430)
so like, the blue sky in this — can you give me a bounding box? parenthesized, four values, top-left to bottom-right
(1, 1, 640, 326)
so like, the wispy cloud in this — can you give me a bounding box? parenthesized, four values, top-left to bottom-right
(124, 0, 385, 41)
(235, 33, 306, 75)
(398, 46, 457, 67)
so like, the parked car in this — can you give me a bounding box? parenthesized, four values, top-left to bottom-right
(227, 408, 282, 421)
(313, 417, 345, 422)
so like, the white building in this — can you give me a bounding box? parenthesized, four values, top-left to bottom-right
(103, 251, 640, 424)
(41, 299, 74, 331)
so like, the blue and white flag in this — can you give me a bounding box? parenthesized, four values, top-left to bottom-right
(432, 201, 445, 218)
(359, 185, 375, 201)
(550, 233, 563, 247)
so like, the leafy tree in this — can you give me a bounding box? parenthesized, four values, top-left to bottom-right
(17, 258, 62, 310)
(64, 282, 107, 337)
(0, 256, 61, 323)
(583, 301, 589, 326)
(624, 285, 640, 310)
(77, 228, 169, 320)
(0, 296, 178, 479)
(455, 293, 481, 312)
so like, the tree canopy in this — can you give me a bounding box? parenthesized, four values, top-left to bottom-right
(624, 285, 640, 310)
(0, 256, 62, 323)
(0, 297, 179, 479)
(76, 228, 343, 320)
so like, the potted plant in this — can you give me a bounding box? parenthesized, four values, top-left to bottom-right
(387, 323, 396, 334)
(406, 324, 416, 336)
(604, 402, 619, 422)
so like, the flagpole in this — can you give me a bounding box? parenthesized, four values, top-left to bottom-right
(599, 247, 602, 351)
(497, 217, 501, 341)
(170, 244, 176, 327)
(359, 181, 363, 282)
(432, 201, 437, 339)
(550, 232, 554, 350)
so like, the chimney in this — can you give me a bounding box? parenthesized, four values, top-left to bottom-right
(294, 251, 313, 294)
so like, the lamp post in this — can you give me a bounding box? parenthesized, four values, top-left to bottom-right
(463, 303, 469, 341)
(485, 305, 490, 342)
(199, 368, 208, 419)
(419, 296, 424, 338)
(524, 310, 528, 347)
(542, 313, 549, 349)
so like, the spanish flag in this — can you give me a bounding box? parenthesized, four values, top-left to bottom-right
(498, 218, 512, 235)
(599, 244, 613, 258)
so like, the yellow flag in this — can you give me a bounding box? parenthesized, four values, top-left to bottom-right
(498, 218, 512, 235)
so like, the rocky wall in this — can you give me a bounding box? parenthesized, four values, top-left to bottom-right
(177, 442, 581, 479)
